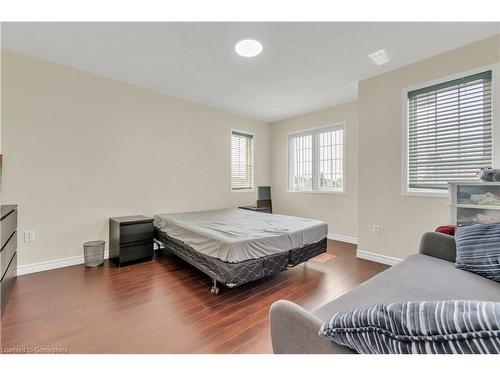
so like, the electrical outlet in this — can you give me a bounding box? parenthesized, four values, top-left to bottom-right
(372, 225, 380, 236)
(24, 231, 35, 242)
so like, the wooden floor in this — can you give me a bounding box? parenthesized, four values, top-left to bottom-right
(0, 240, 387, 354)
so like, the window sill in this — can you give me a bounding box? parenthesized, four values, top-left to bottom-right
(231, 189, 255, 193)
(286, 189, 345, 195)
(402, 189, 448, 198)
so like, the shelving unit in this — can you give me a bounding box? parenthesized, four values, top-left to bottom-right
(449, 182, 500, 225)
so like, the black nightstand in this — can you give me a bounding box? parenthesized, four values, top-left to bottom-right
(238, 206, 272, 214)
(109, 215, 154, 266)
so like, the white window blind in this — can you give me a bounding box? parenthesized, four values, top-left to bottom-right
(289, 124, 345, 192)
(407, 71, 492, 191)
(290, 134, 313, 190)
(319, 128, 344, 190)
(231, 131, 254, 191)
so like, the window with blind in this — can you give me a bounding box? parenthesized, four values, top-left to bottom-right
(231, 130, 254, 191)
(406, 70, 492, 192)
(288, 124, 345, 192)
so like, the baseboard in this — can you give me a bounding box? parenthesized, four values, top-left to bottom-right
(356, 249, 402, 266)
(327, 233, 358, 244)
(19, 244, 398, 274)
(18, 251, 110, 276)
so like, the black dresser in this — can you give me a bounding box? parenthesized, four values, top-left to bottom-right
(109, 215, 154, 266)
(1, 205, 18, 316)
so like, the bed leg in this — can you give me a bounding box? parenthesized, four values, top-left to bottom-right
(210, 278, 220, 295)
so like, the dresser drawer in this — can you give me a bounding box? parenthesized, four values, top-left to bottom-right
(1, 252, 17, 316)
(119, 222, 154, 244)
(116, 241, 153, 265)
(109, 215, 154, 267)
(1, 209, 17, 249)
(1, 232, 17, 280)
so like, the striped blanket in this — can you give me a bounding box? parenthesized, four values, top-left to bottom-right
(319, 300, 500, 354)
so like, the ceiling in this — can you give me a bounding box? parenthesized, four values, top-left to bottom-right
(2, 22, 499, 122)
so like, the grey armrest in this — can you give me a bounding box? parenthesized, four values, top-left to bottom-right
(269, 300, 352, 354)
(419, 232, 456, 263)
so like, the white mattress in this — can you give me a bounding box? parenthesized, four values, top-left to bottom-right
(154, 208, 327, 263)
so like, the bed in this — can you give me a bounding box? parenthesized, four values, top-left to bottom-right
(153, 208, 327, 294)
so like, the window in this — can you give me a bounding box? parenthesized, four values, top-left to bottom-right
(288, 124, 345, 193)
(404, 70, 493, 194)
(231, 130, 254, 191)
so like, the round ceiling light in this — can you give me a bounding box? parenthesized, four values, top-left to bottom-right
(234, 39, 263, 57)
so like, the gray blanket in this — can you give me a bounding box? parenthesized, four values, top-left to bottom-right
(154, 208, 327, 263)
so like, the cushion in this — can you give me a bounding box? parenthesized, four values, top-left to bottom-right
(455, 222, 500, 282)
(318, 300, 500, 354)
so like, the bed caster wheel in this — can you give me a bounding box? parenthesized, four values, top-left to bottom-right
(210, 286, 220, 295)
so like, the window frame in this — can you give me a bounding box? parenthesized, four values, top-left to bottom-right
(401, 64, 499, 198)
(230, 128, 255, 193)
(287, 122, 347, 194)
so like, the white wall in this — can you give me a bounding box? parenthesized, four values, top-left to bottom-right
(357, 34, 500, 260)
(1, 50, 271, 266)
(3, 34, 500, 269)
(270, 34, 500, 260)
(271, 101, 358, 241)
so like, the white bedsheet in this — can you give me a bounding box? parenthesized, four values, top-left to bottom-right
(154, 208, 327, 263)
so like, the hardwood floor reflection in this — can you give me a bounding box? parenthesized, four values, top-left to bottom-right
(1, 240, 387, 353)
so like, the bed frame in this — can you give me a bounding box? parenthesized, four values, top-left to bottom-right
(154, 228, 327, 295)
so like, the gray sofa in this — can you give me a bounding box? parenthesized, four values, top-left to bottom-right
(269, 232, 500, 354)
